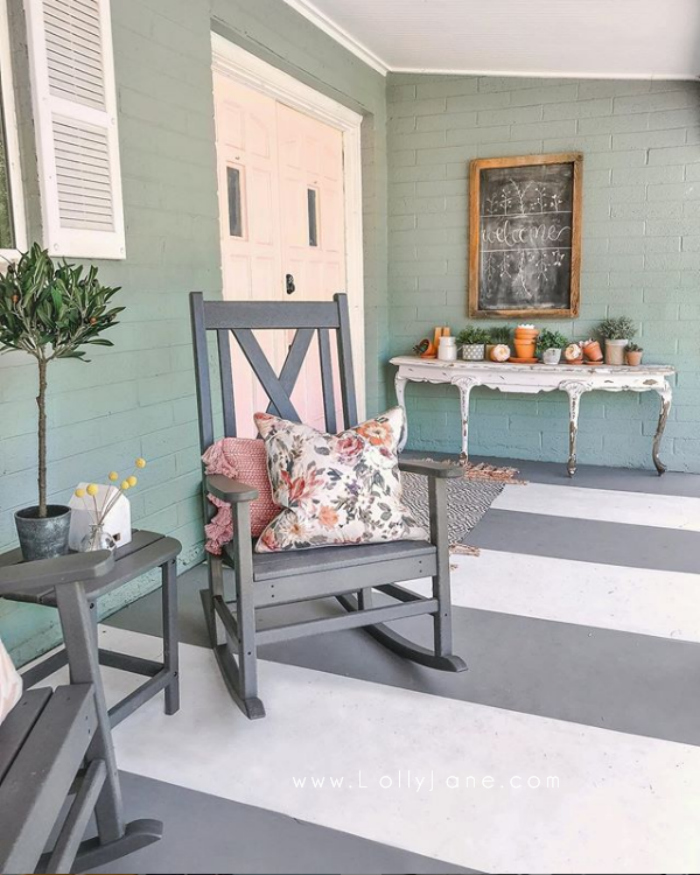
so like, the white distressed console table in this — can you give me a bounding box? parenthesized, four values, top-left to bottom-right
(391, 357, 675, 477)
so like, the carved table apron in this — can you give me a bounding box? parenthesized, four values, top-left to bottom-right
(390, 357, 675, 476)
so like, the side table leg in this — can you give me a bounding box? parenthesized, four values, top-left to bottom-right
(653, 382, 672, 476)
(55, 583, 125, 844)
(395, 373, 409, 452)
(453, 377, 479, 467)
(560, 381, 591, 477)
(162, 557, 180, 715)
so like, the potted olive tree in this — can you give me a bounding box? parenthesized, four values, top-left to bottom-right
(0, 245, 122, 559)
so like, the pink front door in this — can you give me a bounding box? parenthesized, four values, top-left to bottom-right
(213, 73, 346, 436)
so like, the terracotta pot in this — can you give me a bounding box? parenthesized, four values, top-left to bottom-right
(605, 338, 628, 365)
(514, 327, 539, 341)
(514, 339, 536, 358)
(582, 340, 603, 362)
(625, 350, 643, 366)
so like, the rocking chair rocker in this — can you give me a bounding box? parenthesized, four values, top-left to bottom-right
(190, 291, 466, 719)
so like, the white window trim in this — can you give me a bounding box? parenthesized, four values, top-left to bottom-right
(211, 33, 367, 419)
(0, 0, 28, 263)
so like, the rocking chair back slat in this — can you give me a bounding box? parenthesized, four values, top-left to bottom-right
(336, 293, 358, 428)
(317, 328, 337, 434)
(190, 291, 215, 452)
(202, 300, 340, 330)
(233, 328, 301, 422)
(265, 327, 315, 417)
(189, 292, 357, 449)
(217, 330, 236, 437)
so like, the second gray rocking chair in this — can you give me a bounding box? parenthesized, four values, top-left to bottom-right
(190, 291, 467, 719)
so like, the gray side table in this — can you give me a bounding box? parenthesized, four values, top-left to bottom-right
(0, 530, 181, 727)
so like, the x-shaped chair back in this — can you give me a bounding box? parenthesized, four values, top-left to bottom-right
(190, 293, 358, 458)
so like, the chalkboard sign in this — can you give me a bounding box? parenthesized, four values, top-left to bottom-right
(469, 153, 582, 319)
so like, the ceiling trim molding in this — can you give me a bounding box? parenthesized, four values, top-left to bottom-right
(282, 0, 699, 82)
(392, 67, 699, 81)
(281, 0, 389, 76)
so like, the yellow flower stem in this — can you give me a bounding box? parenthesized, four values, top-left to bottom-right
(98, 484, 110, 520)
(101, 486, 122, 522)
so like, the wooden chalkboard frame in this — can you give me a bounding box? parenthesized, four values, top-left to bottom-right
(468, 152, 582, 319)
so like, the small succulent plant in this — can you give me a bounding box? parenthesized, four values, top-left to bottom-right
(457, 326, 490, 345)
(536, 329, 570, 355)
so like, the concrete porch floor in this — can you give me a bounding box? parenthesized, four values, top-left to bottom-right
(66, 458, 700, 873)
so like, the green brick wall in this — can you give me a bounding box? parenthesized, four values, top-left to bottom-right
(0, 0, 388, 664)
(386, 74, 700, 472)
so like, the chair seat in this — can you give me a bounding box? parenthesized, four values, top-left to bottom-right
(224, 539, 437, 582)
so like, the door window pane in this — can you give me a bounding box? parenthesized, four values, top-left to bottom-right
(0, 76, 15, 249)
(227, 166, 243, 237)
(307, 188, 318, 247)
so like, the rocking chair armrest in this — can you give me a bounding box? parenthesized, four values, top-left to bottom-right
(398, 459, 464, 480)
(206, 474, 259, 504)
(0, 551, 114, 596)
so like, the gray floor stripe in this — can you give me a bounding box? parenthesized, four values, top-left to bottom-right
(467, 508, 700, 572)
(404, 451, 700, 497)
(90, 771, 477, 875)
(107, 565, 700, 747)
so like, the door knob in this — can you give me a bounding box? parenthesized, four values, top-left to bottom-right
(286, 274, 295, 295)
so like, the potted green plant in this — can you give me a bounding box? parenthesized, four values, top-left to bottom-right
(536, 329, 569, 365)
(597, 316, 636, 366)
(0, 245, 123, 560)
(457, 326, 490, 361)
(625, 342, 644, 366)
(486, 325, 513, 361)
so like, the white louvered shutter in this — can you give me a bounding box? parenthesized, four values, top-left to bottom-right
(24, 0, 125, 259)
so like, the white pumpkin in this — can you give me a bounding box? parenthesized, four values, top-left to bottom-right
(490, 343, 510, 362)
(564, 343, 582, 362)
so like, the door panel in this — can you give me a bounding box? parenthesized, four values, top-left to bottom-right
(277, 103, 345, 431)
(213, 72, 285, 436)
(213, 74, 346, 437)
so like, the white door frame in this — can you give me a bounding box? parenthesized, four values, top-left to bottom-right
(211, 33, 366, 419)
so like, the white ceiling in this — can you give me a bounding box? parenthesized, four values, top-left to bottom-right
(283, 0, 700, 79)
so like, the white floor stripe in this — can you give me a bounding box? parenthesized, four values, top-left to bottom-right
(493, 482, 700, 531)
(407, 551, 700, 642)
(58, 626, 700, 875)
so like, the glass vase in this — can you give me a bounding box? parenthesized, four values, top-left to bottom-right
(79, 524, 116, 553)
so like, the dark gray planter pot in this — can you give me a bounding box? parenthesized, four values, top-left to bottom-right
(15, 505, 72, 561)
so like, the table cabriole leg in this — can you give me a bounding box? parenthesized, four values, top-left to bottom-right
(452, 377, 480, 467)
(653, 382, 672, 476)
(560, 381, 592, 478)
(395, 373, 409, 452)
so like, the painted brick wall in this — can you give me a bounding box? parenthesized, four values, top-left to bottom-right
(0, 0, 388, 664)
(387, 74, 700, 473)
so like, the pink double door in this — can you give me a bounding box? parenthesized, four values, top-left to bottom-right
(213, 72, 346, 436)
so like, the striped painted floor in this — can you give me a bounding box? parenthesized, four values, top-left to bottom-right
(40, 461, 700, 873)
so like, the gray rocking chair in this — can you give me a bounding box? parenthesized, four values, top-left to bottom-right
(190, 291, 467, 719)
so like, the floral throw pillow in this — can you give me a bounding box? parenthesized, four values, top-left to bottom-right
(254, 407, 427, 553)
